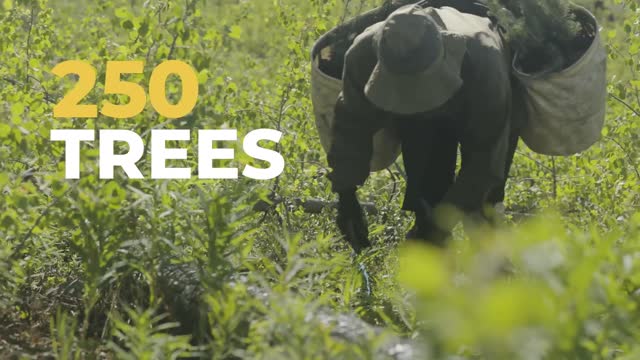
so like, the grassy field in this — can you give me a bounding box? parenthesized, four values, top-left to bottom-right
(1, 0, 639, 358)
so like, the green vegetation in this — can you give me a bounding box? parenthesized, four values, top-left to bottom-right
(1, 0, 639, 358)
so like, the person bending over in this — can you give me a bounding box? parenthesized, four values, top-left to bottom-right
(328, 4, 523, 251)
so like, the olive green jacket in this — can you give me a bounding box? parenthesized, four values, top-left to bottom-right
(327, 11, 518, 212)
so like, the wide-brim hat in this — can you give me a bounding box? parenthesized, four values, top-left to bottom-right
(364, 5, 467, 115)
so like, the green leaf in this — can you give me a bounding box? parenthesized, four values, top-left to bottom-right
(138, 20, 149, 37)
(114, 7, 129, 19)
(228, 25, 242, 40)
(0, 123, 10, 138)
(10, 102, 24, 117)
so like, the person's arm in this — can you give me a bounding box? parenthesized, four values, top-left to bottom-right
(327, 39, 386, 252)
(327, 47, 385, 193)
(443, 119, 509, 211)
(327, 94, 379, 193)
(328, 85, 380, 252)
(438, 52, 511, 230)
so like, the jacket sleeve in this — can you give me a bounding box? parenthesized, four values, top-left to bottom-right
(441, 51, 512, 214)
(327, 47, 386, 193)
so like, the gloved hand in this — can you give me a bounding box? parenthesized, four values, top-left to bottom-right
(409, 198, 450, 247)
(336, 189, 370, 253)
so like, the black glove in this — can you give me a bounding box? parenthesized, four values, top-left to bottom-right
(336, 189, 370, 253)
(411, 198, 450, 247)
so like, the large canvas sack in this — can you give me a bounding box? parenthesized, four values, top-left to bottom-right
(310, 6, 402, 172)
(514, 6, 607, 156)
(310, 55, 402, 172)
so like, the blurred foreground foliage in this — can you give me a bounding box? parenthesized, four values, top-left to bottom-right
(0, 0, 639, 358)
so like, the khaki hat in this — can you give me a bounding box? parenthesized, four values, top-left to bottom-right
(364, 5, 467, 115)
